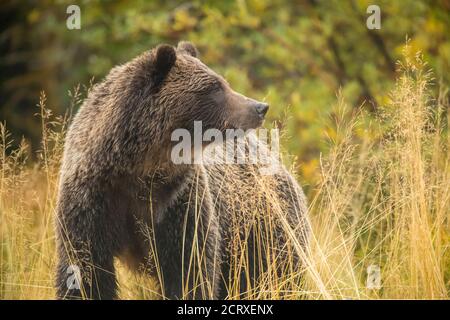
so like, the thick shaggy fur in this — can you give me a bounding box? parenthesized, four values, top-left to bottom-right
(206, 136, 309, 298)
(55, 42, 308, 299)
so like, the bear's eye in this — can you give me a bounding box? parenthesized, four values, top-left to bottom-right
(194, 80, 222, 95)
(207, 81, 223, 93)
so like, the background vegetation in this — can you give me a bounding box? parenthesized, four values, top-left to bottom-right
(0, 0, 449, 299)
(1, 0, 449, 187)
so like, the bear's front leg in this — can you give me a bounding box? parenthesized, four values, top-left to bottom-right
(55, 239, 117, 300)
(154, 171, 221, 300)
(55, 185, 118, 300)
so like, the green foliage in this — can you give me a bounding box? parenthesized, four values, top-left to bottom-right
(1, 0, 449, 187)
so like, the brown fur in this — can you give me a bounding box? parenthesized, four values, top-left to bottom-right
(55, 42, 307, 300)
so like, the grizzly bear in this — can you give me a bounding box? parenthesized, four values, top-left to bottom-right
(55, 41, 308, 300)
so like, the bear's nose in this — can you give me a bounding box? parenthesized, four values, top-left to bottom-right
(255, 102, 269, 118)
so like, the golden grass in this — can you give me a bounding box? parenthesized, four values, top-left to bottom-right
(0, 51, 449, 299)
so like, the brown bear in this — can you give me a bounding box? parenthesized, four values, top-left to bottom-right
(55, 41, 308, 300)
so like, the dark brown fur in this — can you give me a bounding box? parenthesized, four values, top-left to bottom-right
(55, 42, 308, 299)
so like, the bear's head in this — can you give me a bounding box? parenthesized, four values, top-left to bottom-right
(142, 41, 268, 135)
(96, 42, 270, 170)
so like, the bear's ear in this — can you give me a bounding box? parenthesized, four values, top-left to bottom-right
(177, 41, 198, 58)
(153, 44, 176, 83)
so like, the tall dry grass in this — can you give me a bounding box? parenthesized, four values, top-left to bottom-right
(302, 51, 449, 299)
(0, 51, 449, 299)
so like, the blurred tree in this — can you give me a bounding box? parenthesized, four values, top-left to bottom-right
(0, 0, 449, 185)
